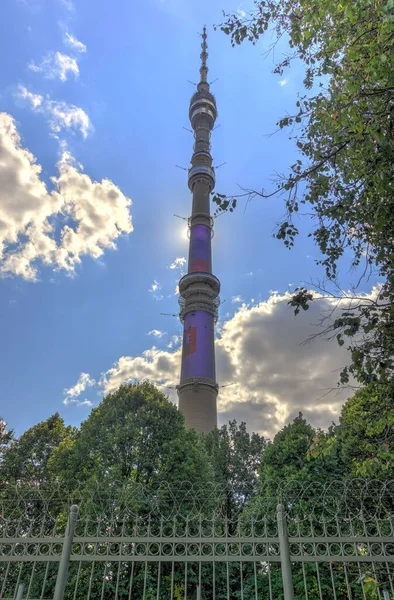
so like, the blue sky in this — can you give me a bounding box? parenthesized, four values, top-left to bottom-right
(0, 0, 377, 438)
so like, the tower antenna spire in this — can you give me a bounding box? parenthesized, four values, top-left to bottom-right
(199, 25, 208, 85)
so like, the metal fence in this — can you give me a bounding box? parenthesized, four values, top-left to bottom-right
(1, 480, 394, 600)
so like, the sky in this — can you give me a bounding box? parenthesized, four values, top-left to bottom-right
(0, 0, 377, 439)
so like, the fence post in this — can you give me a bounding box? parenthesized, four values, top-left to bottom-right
(53, 504, 79, 600)
(276, 503, 295, 600)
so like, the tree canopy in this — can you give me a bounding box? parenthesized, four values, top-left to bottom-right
(0, 417, 13, 464)
(214, 0, 394, 390)
(49, 382, 212, 490)
(309, 383, 394, 479)
(2, 382, 393, 493)
(0, 412, 74, 485)
(1, 382, 393, 597)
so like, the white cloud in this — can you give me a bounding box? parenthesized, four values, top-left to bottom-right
(94, 289, 367, 437)
(19, 87, 43, 109)
(279, 79, 288, 86)
(148, 329, 167, 338)
(64, 32, 86, 53)
(0, 113, 133, 280)
(29, 52, 79, 82)
(63, 372, 95, 406)
(17, 86, 92, 138)
(99, 347, 179, 395)
(60, 0, 74, 10)
(167, 334, 182, 349)
(150, 280, 160, 292)
(63, 397, 93, 407)
(64, 372, 96, 398)
(169, 257, 186, 270)
(231, 295, 243, 303)
(149, 280, 163, 300)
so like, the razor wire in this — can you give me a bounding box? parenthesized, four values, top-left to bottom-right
(1, 480, 394, 600)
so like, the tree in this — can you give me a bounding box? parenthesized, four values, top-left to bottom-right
(205, 420, 266, 522)
(214, 0, 394, 388)
(51, 382, 212, 491)
(249, 414, 364, 600)
(0, 412, 74, 485)
(1, 392, 390, 599)
(250, 413, 343, 522)
(259, 413, 338, 485)
(205, 420, 266, 489)
(203, 423, 265, 600)
(18, 383, 214, 600)
(310, 383, 394, 480)
(0, 417, 14, 465)
(339, 384, 394, 478)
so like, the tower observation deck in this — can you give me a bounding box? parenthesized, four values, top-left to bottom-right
(177, 27, 219, 434)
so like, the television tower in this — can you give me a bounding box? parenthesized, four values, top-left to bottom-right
(177, 26, 220, 434)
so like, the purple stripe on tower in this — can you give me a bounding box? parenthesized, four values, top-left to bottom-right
(188, 224, 212, 273)
(180, 310, 216, 381)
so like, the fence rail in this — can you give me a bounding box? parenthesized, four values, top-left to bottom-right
(1, 481, 394, 599)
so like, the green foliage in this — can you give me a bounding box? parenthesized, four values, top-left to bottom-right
(0, 412, 75, 484)
(259, 413, 340, 490)
(2, 383, 394, 598)
(363, 577, 380, 599)
(306, 383, 394, 480)
(0, 417, 14, 464)
(50, 382, 211, 489)
(173, 582, 184, 600)
(260, 413, 315, 483)
(204, 420, 266, 523)
(205, 420, 265, 488)
(214, 0, 394, 388)
(338, 384, 394, 478)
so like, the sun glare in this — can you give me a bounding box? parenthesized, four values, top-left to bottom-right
(180, 226, 188, 242)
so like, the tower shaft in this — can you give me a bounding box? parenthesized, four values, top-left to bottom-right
(177, 27, 220, 434)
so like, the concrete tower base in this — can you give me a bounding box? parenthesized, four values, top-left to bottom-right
(177, 377, 218, 434)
